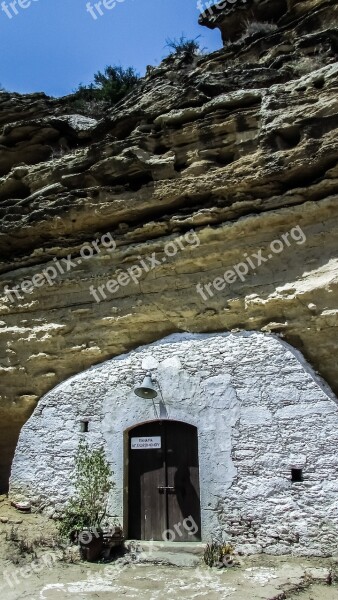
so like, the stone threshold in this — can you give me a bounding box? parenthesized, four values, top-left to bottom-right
(124, 540, 206, 567)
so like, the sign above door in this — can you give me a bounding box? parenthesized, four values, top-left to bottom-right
(131, 436, 161, 450)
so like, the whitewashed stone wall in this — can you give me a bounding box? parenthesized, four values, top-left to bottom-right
(9, 332, 338, 555)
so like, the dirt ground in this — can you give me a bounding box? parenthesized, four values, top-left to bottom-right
(1, 496, 337, 600)
(1, 557, 337, 600)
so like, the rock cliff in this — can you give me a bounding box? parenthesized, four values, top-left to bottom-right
(0, 0, 337, 491)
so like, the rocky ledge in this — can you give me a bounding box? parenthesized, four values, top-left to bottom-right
(0, 0, 337, 490)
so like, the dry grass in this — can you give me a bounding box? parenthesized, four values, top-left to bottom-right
(0, 497, 61, 565)
(242, 19, 278, 39)
(292, 55, 328, 76)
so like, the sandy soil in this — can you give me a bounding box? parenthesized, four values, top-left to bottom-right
(1, 496, 337, 600)
(0, 557, 337, 600)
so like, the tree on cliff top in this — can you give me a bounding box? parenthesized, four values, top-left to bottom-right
(74, 65, 140, 106)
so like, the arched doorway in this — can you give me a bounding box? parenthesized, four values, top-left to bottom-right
(127, 420, 201, 541)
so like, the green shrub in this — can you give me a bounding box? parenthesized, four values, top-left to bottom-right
(74, 82, 97, 102)
(58, 441, 114, 541)
(204, 540, 235, 567)
(74, 65, 139, 106)
(165, 35, 203, 57)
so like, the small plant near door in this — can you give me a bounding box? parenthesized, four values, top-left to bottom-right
(58, 441, 117, 561)
(203, 539, 236, 568)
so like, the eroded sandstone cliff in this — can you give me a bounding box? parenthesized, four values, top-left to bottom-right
(0, 0, 337, 491)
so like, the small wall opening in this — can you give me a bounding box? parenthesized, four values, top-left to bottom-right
(80, 421, 89, 433)
(291, 468, 303, 483)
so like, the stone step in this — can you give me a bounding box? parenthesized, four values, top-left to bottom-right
(124, 540, 206, 568)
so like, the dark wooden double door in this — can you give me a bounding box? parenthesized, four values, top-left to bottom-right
(128, 420, 201, 541)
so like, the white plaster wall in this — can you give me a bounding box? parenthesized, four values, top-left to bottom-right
(9, 332, 338, 555)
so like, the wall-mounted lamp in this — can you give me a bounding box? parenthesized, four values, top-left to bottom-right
(134, 371, 169, 418)
(134, 372, 158, 399)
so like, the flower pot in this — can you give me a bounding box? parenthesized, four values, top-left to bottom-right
(78, 528, 104, 562)
(102, 526, 124, 559)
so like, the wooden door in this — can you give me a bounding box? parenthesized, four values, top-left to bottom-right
(128, 421, 166, 540)
(166, 421, 201, 541)
(128, 420, 201, 541)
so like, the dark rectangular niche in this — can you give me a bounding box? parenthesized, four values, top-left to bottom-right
(291, 468, 303, 483)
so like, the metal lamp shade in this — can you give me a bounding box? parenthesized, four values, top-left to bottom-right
(134, 375, 158, 399)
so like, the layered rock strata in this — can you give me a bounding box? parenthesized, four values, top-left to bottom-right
(0, 0, 338, 490)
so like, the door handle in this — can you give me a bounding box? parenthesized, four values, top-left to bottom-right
(158, 486, 176, 493)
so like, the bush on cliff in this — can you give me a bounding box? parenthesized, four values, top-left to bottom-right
(74, 65, 140, 107)
(242, 20, 278, 39)
(165, 35, 203, 58)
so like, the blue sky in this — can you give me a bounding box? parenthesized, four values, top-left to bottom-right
(0, 0, 222, 97)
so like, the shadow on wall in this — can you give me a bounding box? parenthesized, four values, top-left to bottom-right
(0, 421, 23, 493)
